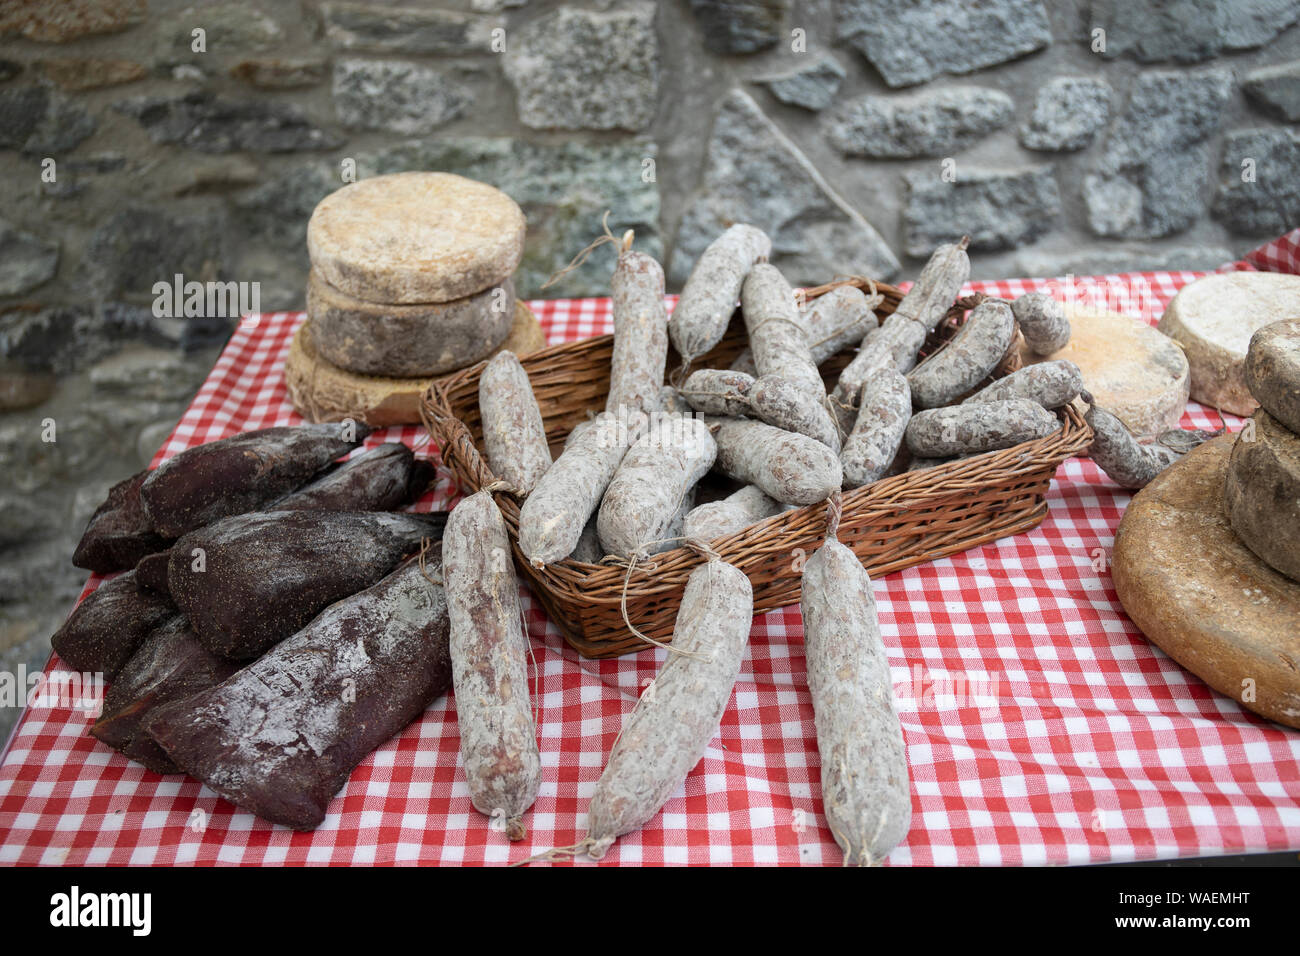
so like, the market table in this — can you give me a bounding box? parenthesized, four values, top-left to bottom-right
(2, 234, 1299, 866)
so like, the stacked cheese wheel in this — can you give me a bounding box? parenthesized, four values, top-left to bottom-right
(1112, 318, 1300, 730)
(1225, 318, 1300, 583)
(305, 172, 526, 377)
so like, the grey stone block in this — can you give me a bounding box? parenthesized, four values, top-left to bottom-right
(0, 84, 96, 154)
(825, 86, 1014, 158)
(0, 220, 59, 296)
(758, 54, 846, 112)
(504, 3, 659, 131)
(320, 2, 501, 53)
(115, 91, 342, 153)
(690, 0, 787, 55)
(1213, 128, 1300, 236)
(332, 59, 471, 135)
(903, 165, 1062, 257)
(1020, 77, 1111, 152)
(671, 89, 899, 286)
(1244, 61, 1300, 122)
(1090, 0, 1300, 63)
(837, 0, 1052, 87)
(1084, 69, 1233, 239)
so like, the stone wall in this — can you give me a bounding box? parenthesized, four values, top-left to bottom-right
(1, 0, 1298, 739)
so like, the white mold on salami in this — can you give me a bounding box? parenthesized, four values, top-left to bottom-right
(801, 521, 911, 865)
(445, 491, 541, 841)
(712, 417, 843, 505)
(597, 416, 717, 559)
(607, 249, 669, 417)
(683, 485, 782, 542)
(749, 374, 842, 452)
(1011, 291, 1070, 355)
(519, 409, 647, 567)
(679, 368, 755, 417)
(732, 284, 879, 374)
(830, 314, 928, 434)
(585, 558, 753, 859)
(905, 399, 1059, 458)
(841, 369, 911, 488)
(480, 350, 552, 498)
(961, 359, 1082, 409)
(670, 223, 771, 362)
(1084, 402, 1182, 489)
(894, 237, 970, 332)
(907, 298, 1015, 409)
(741, 263, 824, 401)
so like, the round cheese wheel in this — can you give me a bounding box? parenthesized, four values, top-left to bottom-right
(1019, 305, 1188, 437)
(1113, 434, 1300, 730)
(1157, 272, 1300, 416)
(1225, 409, 1300, 583)
(285, 300, 546, 426)
(307, 270, 515, 377)
(1244, 318, 1300, 434)
(307, 172, 526, 304)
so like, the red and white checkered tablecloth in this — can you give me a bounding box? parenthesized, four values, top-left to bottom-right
(2, 234, 1299, 867)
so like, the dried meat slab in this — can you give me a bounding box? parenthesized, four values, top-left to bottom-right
(168, 510, 446, 660)
(50, 571, 176, 680)
(72, 469, 172, 574)
(90, 615, 240, 775)
(144, 559, 453, 830)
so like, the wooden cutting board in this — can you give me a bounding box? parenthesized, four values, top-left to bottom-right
(285, 300, 546, 426)
(1112, 433, 1300, 729)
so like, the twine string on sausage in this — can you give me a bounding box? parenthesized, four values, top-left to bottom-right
(604, 543, 711, 661)
(510, 839, 595, 866)
(416, 537, 443, 587)
(825, 491, 843, 541)
(541, 210, 622, 291)
(747, 315, 811, 340)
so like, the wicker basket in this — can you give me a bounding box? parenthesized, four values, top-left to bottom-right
(422, 278, 1093, 659)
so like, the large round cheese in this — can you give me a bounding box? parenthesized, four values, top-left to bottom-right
(1157, 272, 1300, 416)
(285, 301, 545, 426)
(1020, 305, 1188, 437)
(1244, 318, 1300, 434)
(1225, 409, 1300, 583)
(307, 172, 526, 304)
(307, 270, 515, 377)
(1113, 434, 1300, 730)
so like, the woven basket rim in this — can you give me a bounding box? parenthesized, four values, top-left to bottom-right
(419, 279, 1094, 656)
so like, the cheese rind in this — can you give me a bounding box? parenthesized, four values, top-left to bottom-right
(1225, 409, 1300, 583)
(285, 301, 545, 426)
(307, 270, 515, 377)
(1157, 272, 1300, 416)
(306, 171, 526, 304)
(1019, 305, 1188, 437)
(1244, 318, 1300, 434)
(1112, 435, 1300, 730)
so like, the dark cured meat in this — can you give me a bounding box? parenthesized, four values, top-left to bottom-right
(167, 510, 447, 660)
(134, 549, 173, 596)
(145, 559, 453, 830)
(90, 616, 240, 774)
(49, 572, 176, 680)
(139, 423, 370, 537)
(271, 442, 430, 512)
(72, 470, 172, 574)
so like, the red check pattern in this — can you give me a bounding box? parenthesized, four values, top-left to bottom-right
(2, 233, 1299, 866)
